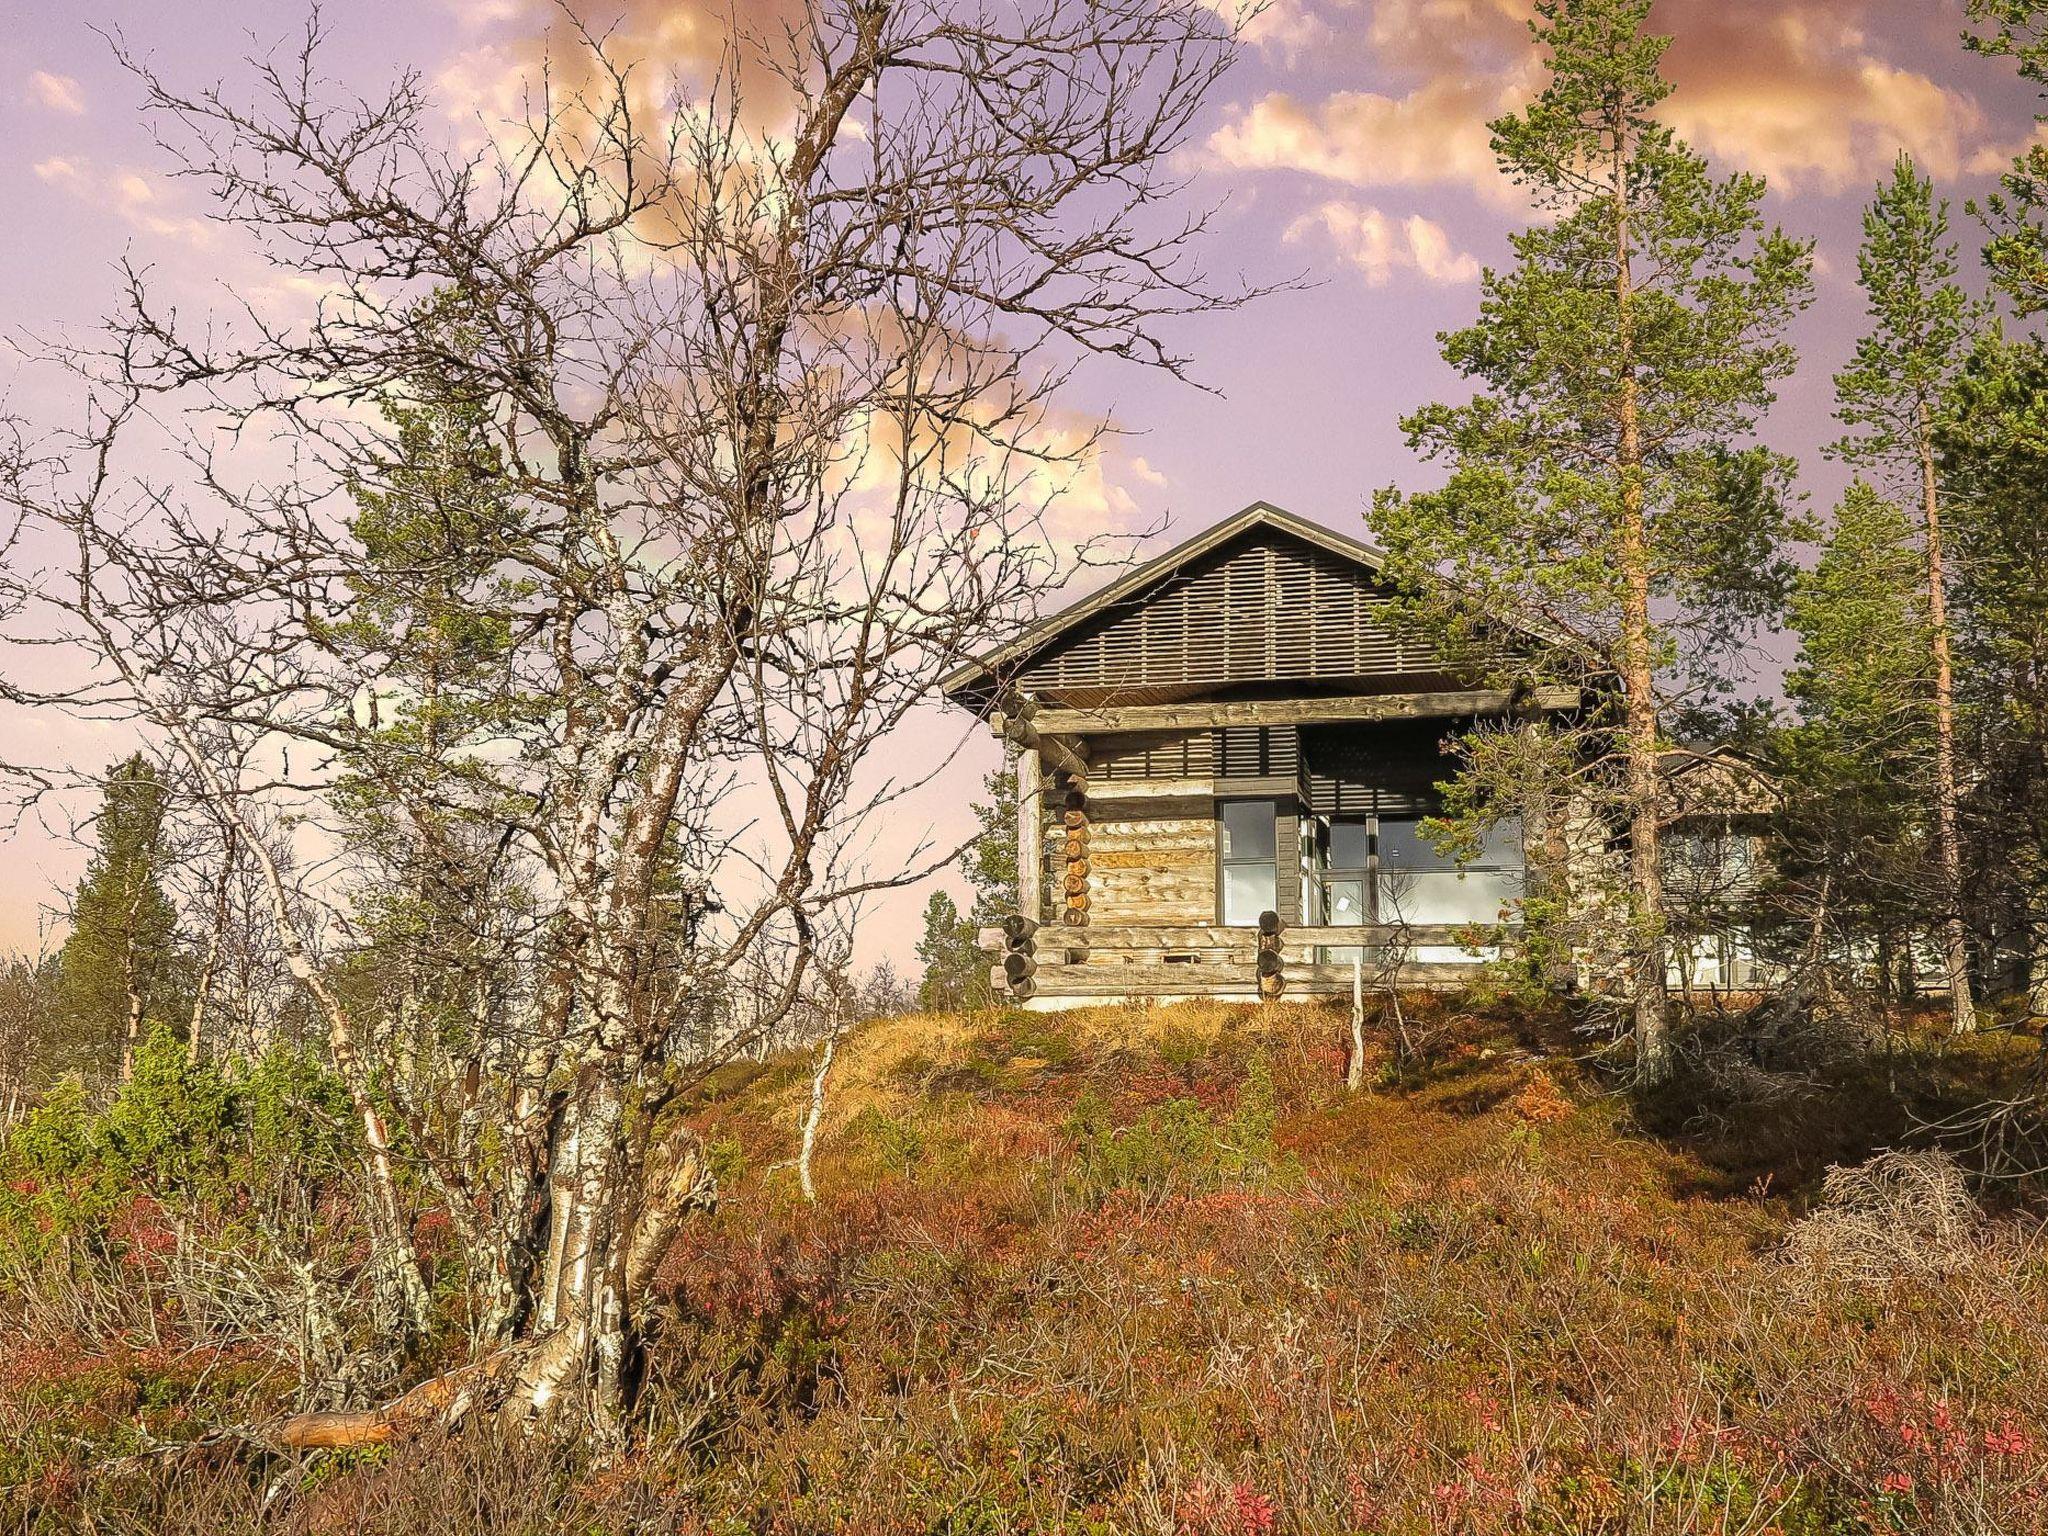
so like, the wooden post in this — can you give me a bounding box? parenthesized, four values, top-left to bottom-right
(1016, 743, 1042, 925)
(1346, 953, 1366, 1090)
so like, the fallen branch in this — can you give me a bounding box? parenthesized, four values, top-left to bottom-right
(262, 1346, 530, 1450)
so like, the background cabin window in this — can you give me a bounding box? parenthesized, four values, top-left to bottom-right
(1378, 817, 1523, 959)
(1218, 799, 1279, 926)
(1318, 816, 1371, 963)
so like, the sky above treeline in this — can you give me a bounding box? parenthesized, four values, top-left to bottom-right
(1, 0, 2043, 969)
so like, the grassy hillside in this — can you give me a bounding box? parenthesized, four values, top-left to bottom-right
(7, 997, 2048, 1534)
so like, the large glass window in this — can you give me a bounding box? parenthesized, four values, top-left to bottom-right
(1306, 814, 1525, 962)
(1379, 815, 1523, 960)
(1219, 799, 1279, 926)
(1316, 816, 1371, 962)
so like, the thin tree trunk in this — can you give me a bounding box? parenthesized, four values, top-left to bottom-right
(120, 869, 148, 1082)
(121, 966, 144, 1083)
(799, 1006, 842, 1202)
(1918, 404, 1977, 1033)
(1612, 126, 1671, 1084)
(187, 831, 234, 1066)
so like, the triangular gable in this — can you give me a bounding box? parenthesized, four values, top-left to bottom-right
(942, 503, 1464, 709)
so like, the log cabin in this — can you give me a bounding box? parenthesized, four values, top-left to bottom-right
(940, 501, 1591, 1006)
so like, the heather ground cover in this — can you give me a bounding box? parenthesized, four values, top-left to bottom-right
(5, 997, 2045, 1534)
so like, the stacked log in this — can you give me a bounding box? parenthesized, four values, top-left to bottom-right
(999, 915, 1038, 1001)
(1257, 909, 1284, 1001)
(1061, 789, 1090, 927)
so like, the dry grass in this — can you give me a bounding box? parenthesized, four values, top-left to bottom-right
(7, 996, 2048, 1534)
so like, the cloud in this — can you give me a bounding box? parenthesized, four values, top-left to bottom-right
(1205, 0, 1537, 205)
(1286, 200, 1481, 286)
(1970, 121, 2048, 176)
(1210, 83, 1517, 204)
(442, 0, 539, 26)
(34, 157, 215, 248)
(1657, 3, 1982, 193)
(1128, 455, 1169, 489)
(1195, 0, 1330, 58)
(434, 0, 808, 130)
(27, 70, 85, 115)
(1207, 0, 1993, 205)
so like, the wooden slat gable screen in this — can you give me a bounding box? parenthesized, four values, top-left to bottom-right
(1091, 731, 1216, 782)
(1302, 724, 1448, 817)
(1016, 531, 1433, 694)
(1086, 727, 1300, 783)
(1217, 725, 1299, 781)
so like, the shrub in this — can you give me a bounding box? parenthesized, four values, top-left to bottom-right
(1781, 1149, 1987, 1291)
(1063, 1052, 1279, 1201)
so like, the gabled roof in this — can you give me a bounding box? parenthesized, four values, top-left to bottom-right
(1661, 743, 1780, 816)
(939, 501, 1393, 702)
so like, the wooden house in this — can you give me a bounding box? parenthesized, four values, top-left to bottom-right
(940, 502, 1583, 1006)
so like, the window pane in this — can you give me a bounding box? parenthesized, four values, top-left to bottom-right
(1378, 868, 1521, 926)
(1324, 878, 1367, 925)
(1377, 817, 1452, 872)
(1474, 817, 1523, 869)
(1223, 864, 1277, 927)
(1328, 819, 1369, 870)
(1220, 800, 1277, 861)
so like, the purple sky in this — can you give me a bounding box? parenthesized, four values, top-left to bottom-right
(2, 0, 2043, 971)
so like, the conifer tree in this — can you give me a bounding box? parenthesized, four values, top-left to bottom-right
(1830, 156, 1986, 1032)
(1967, 2, 2048, 311)
(1373, 0, 1812, 1081)
(55, 756, 187, 1085)
(1940, 338, 2048, 1010)
(915, 891, 984, 1012)
(964, 763, 1020, 926)
(1777, 483, 1934, 983)
(326, 292, 530, 1083)
(914, 761, 1019, 1011)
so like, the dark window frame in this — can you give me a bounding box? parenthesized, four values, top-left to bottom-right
(1216, 796, 1282, 927)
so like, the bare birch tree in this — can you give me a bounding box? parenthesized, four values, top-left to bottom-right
(0, 0, 1249, 1436)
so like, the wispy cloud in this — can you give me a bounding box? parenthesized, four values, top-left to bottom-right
(35, 158, 214, 248)
(1660, 3, 1982, 193)
(27, 70, 86, 116)
(1208, 0, 1996, 204)
(1286, 200, 1481, 287)
(1209, 82, 1523, 207)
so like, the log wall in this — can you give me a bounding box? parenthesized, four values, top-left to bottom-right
(1076, 795, 1216, 926)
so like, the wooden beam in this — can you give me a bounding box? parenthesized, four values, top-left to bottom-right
(1081, 777, 1216, 803)
(1020, 923, 1509, 949)
(1033, 688, 1580, 734)
(993, 708, 1089, 783)
(1016, 961, 1498, 997)
(1015, 744, 1042, 926)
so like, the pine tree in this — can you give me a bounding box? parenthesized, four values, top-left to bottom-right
(914, 761, 1019, 1012)
(915, 891, 984, 1012)
(326, 291, 529, 1082)
(1372, 0, 1812, 1081)
(1830, 155, 1987, 1032)
(964, 762, 1020, 925)
(1776, 483, 1935, 985)
(1940, 337, 2048, 1010)
(55, 756, 187, 1086)
(1966, 2, 2048, 312)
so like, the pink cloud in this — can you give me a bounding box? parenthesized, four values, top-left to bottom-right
(1286, 200, 1481, 287)
(28, 70, 86, 115)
